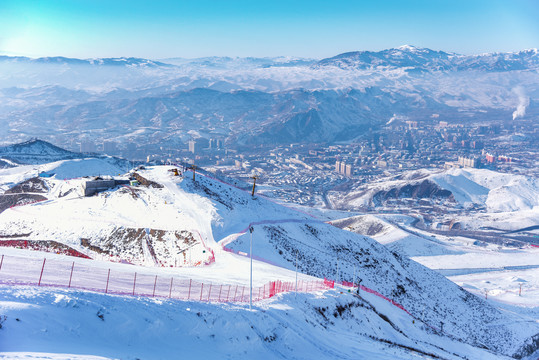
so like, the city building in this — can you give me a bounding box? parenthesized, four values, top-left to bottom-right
(188, 140, 197, 154)
(335, 160, 341, 173)
(458, 156, 480, 168)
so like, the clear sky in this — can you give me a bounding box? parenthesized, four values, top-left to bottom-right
(0, 0, 537, 59)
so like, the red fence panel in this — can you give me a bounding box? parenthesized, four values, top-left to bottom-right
(0, 254, 336, 306)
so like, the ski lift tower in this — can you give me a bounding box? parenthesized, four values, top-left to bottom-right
(250, 175, 259, 197)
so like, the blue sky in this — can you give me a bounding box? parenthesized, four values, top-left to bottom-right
(0, 0, 537, 59)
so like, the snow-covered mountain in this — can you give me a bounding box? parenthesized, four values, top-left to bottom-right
(0, 46, 537, 147)
(2, 46, 536, 72)
(329, 168, 539, 233)
(331, 168, 539, 211)
(0, 140, 129, 172)
(0, 55, 170, 68)
(316, 45, 457, 71)
(1, 161, 538, 358)
(316, 45, 539, 72)
(0, 139, 81, 165)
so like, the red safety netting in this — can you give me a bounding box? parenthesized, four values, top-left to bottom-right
(0, 254, 332, 303)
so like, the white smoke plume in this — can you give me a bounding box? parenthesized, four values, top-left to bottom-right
(512, 86, 529, 120)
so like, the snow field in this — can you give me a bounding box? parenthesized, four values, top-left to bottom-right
(0, 284, 511, 360)
(449, 268, 539, 307)
(1, 163, 538, 359)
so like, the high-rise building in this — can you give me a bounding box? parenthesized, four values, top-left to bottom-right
(458, 156, 480, 168)
(209, 138, 224, 149)
(188, 140, 197, 154)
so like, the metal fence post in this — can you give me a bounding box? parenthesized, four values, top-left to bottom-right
(38, 258, 46, 286)
(132, 272, 137, 296)
(68, 261, 75, 288)
(152, 275, 158, 297)
(105, 269, 110, 293)
(295, 250, 298, 296)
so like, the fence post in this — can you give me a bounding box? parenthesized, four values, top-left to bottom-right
(105, 269, 110, 293)
(218, 285, 222, 302)
(152, 275, 158, 297)
(200, 283, 204, 301)
(295, 250, 298, 296)
(353, 266, 356, 291)
(68, 261, 75, 288)
(38, 258, 46, 286)
(226, 285, 231, 302)
(208, 283, 212, 302)
(241, 286, 245, 302)
(169, 277, 173, 298)
(0, 254, 4, 271)
(233, 285, 238, 302)
(336, 259, 339, 284)
(132, 272, 137, 296)
(187, 279, 192, 300)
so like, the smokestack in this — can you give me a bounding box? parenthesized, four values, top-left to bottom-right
(512, 86, 529, 120)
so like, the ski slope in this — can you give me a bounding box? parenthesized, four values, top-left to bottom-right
(1, 163, 538, 359)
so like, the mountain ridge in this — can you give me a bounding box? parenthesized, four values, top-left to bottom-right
(316, 46, 539, 72)
(1, 46, 537, 72)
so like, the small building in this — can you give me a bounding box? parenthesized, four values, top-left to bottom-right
(82, 178, 130, 196)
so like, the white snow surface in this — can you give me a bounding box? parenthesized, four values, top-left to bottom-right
(1, 284, 512, 360)
(0, 158, 125, 192)
(430, 168, 539, 212)
(329, 168, 539, 232)
(0, 163, 538, 359)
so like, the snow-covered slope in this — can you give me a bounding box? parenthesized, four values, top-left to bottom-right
(0, 139, 81, 165)
(430, 168, 539, 212)
(330, 168, 539, 221)
(1, 284, 514, 360)
(331, 214, 462, 257)
(1, 163, 538, 358)
(0, 157, 127, 192)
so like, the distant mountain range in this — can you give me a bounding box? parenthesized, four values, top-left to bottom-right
(0, 55, 170, 68)
(316, 45, 539, 72)
(1, 46, 537, 72)
(0, 46, 537, 148)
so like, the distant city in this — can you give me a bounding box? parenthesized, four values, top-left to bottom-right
(66, 115, 538, 206)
